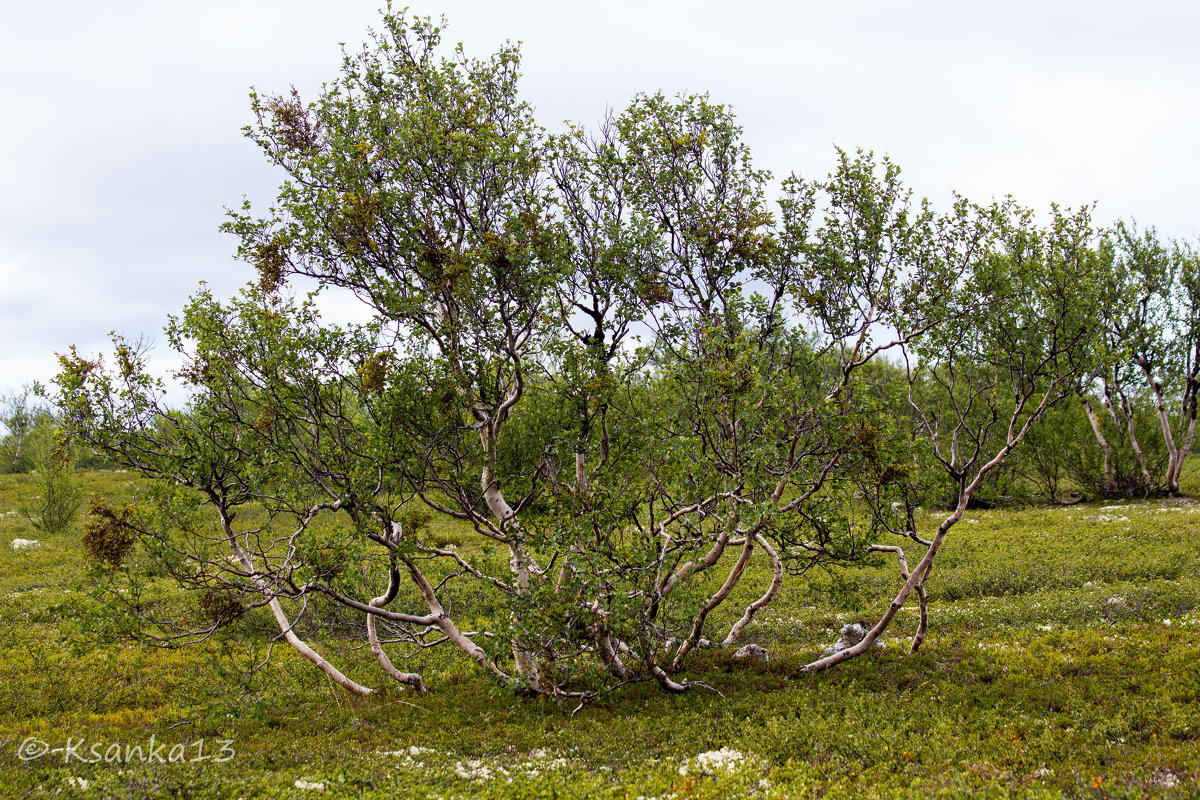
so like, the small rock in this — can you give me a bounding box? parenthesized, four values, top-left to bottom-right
(11, 539, 40, 550)
(821, 622, 884, 656)
(733, 643, 769, 662)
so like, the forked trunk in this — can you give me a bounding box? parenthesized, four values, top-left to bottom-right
(217, 507, 374, 695)
(366, 563, 427, 694)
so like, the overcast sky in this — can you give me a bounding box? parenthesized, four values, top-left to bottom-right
(2, 0, 1198, 399)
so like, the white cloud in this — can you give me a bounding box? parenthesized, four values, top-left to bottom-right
(2, 0, 1198, 395)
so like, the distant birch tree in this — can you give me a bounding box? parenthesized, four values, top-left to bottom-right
(1082, 222, 1199, 496)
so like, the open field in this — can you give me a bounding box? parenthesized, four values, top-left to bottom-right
(1, 469, 1198, 799)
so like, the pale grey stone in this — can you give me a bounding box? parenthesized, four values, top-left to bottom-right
(733, 643, 768, 662)
(821, 622, 884, 656)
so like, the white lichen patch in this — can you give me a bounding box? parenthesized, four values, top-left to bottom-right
(1083, 514, 1131, 523)
(455, 759, 505, 781)
(516, 748, 569, 777)
(1147, 769, 1180, 789)
(378, 745, 439, 768)
(293, 779, 326, 791)
(679, 747, 748, 776)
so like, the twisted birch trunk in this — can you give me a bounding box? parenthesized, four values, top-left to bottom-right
(366, 561, 427, 694)
(1080, 394, 1115, 494)
(1142, 364, 1182, 495)
(218, 507, 374, 696)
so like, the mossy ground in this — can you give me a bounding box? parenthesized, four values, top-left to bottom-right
(0, 469, 1198, 798)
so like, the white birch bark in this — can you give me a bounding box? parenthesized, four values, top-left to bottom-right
(671, 535, 754, 670)
(478, 424, 543, 693)
(1173, 414, 1197, 489)
(574, 452, 588, 492)
(1142, 364, 1182, 495)
(802, 380, 1061, 673)
(722, 534, 782, 646)
(401, 556, 513, 685)
(867, 544, 929, 654)
(366, 564, 427, 694)
(1080, 395, 1115, 493)
(218, 508, 373, 696)
(1109, 384, 1153, 494)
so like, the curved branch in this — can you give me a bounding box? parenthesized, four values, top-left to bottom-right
(671, 535, 754, 671)
(722, 534, 782, 646)
(366, 563, 427, 694)
(217, 504, 373, 696)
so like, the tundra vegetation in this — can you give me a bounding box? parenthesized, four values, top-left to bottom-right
(2, 470, 1199, 797)
(41, 9, 1198, 708)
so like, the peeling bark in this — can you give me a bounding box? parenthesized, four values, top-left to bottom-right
(574, 451, 588, 492)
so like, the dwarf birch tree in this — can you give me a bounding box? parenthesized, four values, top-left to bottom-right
(53, 7, 1120, 700)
